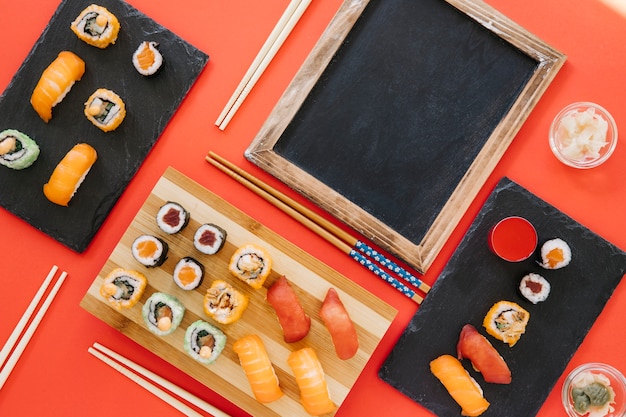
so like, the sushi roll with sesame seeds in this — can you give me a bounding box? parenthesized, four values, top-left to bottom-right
(99, 268, 147, 310)
(131, 234, 168, 267)
(156, 201, 189, 234)
(142, 292, 185, 336)
(84, 88, 126, 132)
(71, 4, 120, 49)
(173, 257, 204, 290)
(184, 320, 226, 365)
(193, 223, 227, 255)
(519, 273, 551, 304)
(539, 238, 571, 270)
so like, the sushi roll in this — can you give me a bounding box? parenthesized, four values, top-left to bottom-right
(30, 51, 85, 123)
(43, 143, 97, 206)
(539, 238, 571, 269)
(70, 4, 120, 49)
(203, 280, 249, 324)
(142, 292, 185, 336)
(483, 301, 530, 347)
(131, 234, 168, 267)
(184, 320, 226, 365)
(84, 88, 126, 132)
(0, 129, 40, 170)
(173, 257, 204, 290)
(132, 41, 163, 76)
(99, 268, 147, 310)
(156, 201, 189, 234)
(519, 273, 551, 304)
(194, 223, 227, 255)
(229, 243, 272, 289)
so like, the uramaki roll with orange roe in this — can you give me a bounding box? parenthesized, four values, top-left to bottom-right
(70, 4, 120, 49)
(84, 88, 126, 132)
(99, 268, 147, 311)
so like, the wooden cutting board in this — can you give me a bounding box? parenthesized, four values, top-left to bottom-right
(81, 167, 397, 417)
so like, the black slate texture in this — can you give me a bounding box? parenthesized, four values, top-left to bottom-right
(379, 177, 626, 417)
(0, 0, 208, 252)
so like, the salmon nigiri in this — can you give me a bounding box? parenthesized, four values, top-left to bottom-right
(319, 288, 359, 360)
(287, 348, 335, 416)
(233, 335, 283, 403)
(430, 354, 490, 416)
(43, 143, 97, 206)
(30, 51, 85, 123)
(457, 324, 511, 384)
(266, 275, 310, 343)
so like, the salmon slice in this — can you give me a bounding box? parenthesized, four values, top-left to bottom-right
(457, 324, 511, 384)
(287, 348, 335, 416)
(43, 143, 97, 206)
(233, 335, 283, 403)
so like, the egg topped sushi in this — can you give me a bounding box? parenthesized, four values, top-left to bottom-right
(71, 4, 120, 48)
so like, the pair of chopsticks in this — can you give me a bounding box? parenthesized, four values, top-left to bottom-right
(205, 152, 430, 304)
(215, 0, 312, 130)
(0, 265, 67, 389)
(89, 342, 231, 417)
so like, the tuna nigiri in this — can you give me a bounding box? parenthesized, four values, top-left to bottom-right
(319, 288, 359, 360)
(430, 354, 490, 416)
(30, 51, 85, 123)
(287, 348, 335, 416)
(266, 275, 310, 343)
(457, 324, 511, 384)
(233, 335, 283, 403)
(43, 143, 97, 206)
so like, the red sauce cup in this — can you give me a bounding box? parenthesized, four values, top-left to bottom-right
(488, 216, 538, 262)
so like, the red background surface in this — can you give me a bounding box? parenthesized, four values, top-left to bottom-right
(1, 0, 626, 415)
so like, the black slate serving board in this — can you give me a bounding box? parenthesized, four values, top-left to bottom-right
(0, 0, 208, 252)
(379, 177, 626, 416)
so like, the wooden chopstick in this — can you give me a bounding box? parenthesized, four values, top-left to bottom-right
(0, 265, 67, 389)
(89, 342, 231, 417)
(215, 0, 312, 130)
(206, 152, 426, 304)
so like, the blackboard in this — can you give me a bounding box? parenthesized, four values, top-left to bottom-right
(246, 0, 566, 273)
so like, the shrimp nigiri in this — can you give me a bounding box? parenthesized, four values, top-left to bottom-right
(457, 324, 511, 384)
(287, 348, 335, 416)
(430, 354, 490, 416)
(43, 143, 97, 206)
(30, 51, 85, 123)
(319, 288, 359, 360)
(232, 335, 283, 403)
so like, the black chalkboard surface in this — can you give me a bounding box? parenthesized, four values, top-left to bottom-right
(246, 0, 565, 273)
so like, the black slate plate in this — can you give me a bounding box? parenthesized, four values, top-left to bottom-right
(379, 177, 626, 417)
(0, 0, 208, 252)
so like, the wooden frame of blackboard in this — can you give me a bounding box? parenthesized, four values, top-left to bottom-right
(245, 0, 566, 274)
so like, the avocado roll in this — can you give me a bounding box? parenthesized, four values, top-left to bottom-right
(173, 257, 204, 290)
(99, 268, 147, 310)
(71, 4, 120, 49)
(193, 223, 227, 255)
(0, 129, 40, 170)
(84, 88, 126, 132)
(142, 292, 185, 336)
(131, 234, 168, 267)
(229, 243, 272, 289)
(184, 320, 226, 365)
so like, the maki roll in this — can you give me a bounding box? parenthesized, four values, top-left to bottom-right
(483, 301, 530, 347)
(0, 129, 40, 170)
(229, 243, 272, 289)
(194, 223, 227, 255)
(70, 4, 120, 49)
(519, 273, 551, 304)
(43, 143, 97, 206)
(156, 201, 189, 234)
(30, 51, 85, 123)
(142, 292, 185, 336)
(203, 280, 249, 324)
(184, 320, 226, 365)
(539, 238, 571, 269)
(132, 41, 163, 76)
(131, 234, 168, 267)
(173, 257, 204, 290)
(84, 88, 126, 132)
(99, 268, 147, 310)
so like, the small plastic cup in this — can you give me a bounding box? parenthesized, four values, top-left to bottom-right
(562, 363, 626, 417)
(488, 216, 537, 262)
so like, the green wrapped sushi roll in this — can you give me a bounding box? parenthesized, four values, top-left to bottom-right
(0, 129, 40, 170)
(142, 292, 185, 336)
(184, 320, 226, 365)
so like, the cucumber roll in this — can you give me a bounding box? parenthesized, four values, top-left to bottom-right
(156, 201, 189, 234)
(0, 129, 40, 170)
(194, 223, 227, 255)
(142, 292, 185, 336)
(229, 243, 272, 289)
(71, 4, 120, 49)
(99, 268, 147, 311)
(84, 88, 126, 132)
(131, 234, 168, 267)
(184, 320, 226, 365)
(173, 257, 204, 290)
